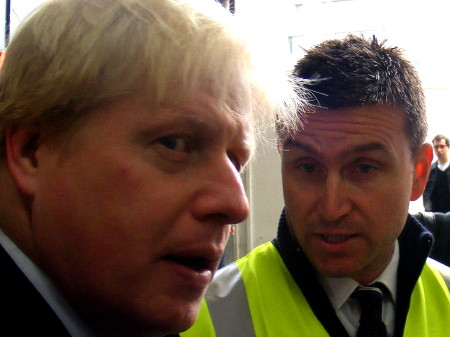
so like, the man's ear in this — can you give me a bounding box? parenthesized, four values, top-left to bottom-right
(410, 143, 433, 201)
(5, 124, 41, 196)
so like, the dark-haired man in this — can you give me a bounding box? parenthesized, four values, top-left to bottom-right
(183, 35, 450, 337)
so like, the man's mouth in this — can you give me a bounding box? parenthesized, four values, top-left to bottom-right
(164, 255, 213, 272)
(320, 234, 356, 244)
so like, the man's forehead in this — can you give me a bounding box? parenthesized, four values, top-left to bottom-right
(283, 134, 390, 157)
(281, 105, 412, 156)
(301, 105, 407, 133)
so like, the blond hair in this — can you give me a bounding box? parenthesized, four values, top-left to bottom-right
(0, 0, 302, 156)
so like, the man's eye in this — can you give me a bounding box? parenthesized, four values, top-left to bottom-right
(157, 136, 188, 152)
(358, 164, 377, 174)
(298, 163, 316, 173)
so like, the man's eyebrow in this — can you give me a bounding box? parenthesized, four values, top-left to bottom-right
(349, 142, 388, 154)
(282, 138, 318, 154)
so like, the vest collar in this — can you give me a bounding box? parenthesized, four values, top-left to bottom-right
(272, 209, 434, 337)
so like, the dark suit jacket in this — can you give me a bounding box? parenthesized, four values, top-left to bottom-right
(423, 161, 450, 211)
(0, 245, 71, 335)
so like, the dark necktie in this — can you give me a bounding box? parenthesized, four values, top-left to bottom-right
(352, 283, 389, 337)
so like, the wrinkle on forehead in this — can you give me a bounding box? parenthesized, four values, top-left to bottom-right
(282, 106, 412, 165)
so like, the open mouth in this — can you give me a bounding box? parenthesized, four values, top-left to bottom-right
(164, 255, 212, 272)
(320, 234, 356, 244)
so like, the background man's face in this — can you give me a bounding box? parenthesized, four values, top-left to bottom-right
(433, 139, 449, 162)
(281, 105, 420, 284)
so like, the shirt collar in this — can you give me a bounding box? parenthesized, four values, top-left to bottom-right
(437, 160, 450, 171)
(0, 229, 95, 337)
(319, 240, 399, 310)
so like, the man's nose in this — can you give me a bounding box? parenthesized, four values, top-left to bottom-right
(318, 173, 352, 222)
(191, 157, 249, 226)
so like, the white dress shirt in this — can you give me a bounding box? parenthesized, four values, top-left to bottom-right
(437, 160, 450, 171)
(319, 240, 399, 337)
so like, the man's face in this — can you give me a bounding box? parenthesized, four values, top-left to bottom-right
(433, 139, 449, 162)
(281, 105, 423, 285)
(28, 90, 252, 335)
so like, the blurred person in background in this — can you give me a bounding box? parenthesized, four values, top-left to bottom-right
(423, 134, 450, 212)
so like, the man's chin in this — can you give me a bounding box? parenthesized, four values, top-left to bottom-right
(148, 301, 201, 335)
(79, 299, 201, 337)
(89, 315, 197, 337)
(313, 259, 358, 279)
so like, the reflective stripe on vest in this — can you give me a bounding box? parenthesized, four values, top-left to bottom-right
(236, 242, 331, 337)
(182, 242, 450, 337)
(180, 262, 255, 337)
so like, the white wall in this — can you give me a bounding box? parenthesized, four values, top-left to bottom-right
(9, 0, 46, 35)
(246, 130, 284, 248)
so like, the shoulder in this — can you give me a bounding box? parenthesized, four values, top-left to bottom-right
(207, 242, 280, 300)
(207, 262, 242, 300)
(0, 243, 30, 288)
(0, 245, 71, 335)
(208, 243, 274, 295)
(426, 258, 450, 289)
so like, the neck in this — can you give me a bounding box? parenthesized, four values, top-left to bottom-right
(439, 157, 448, 165)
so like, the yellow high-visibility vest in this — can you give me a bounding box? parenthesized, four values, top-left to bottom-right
(182, 242, 450, 337)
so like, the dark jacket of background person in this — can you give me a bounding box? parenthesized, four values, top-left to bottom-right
(423, 161, 450, 212)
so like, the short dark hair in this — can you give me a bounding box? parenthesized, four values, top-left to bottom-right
(291, 35, 426, 155)
(433, 134, 450, 147)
